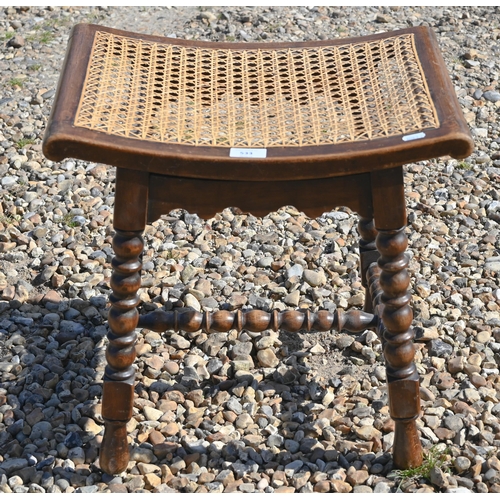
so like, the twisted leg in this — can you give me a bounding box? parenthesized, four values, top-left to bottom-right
(358, 216, 378, 313)
(100, 168, 148, 475)
(377, 227, 422, 469)
(101, 230, 143, 474)
(371, 166, 422, 470)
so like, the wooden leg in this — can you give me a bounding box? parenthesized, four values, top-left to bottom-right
(100, 169, 148, 475)
(372, 167, 422, 470)
(377, 227, 422, 469)
(101, 229, 143, 474)
(358, 216, 378, 314)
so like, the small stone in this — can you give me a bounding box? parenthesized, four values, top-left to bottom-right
(287, 264, 304, 279)
(303, 269, 326, 287)
(67, 447, 85, 465)
(163, 422, 179, 436)
(330, 480, 352, 493)
(454, 456, 471, 474)
(257, 256, 273, 268)
(434, 372, 455, 390)
(336, 335, 354, 349)
(483, 90, 500, 103)
(428, 339, 453, 357)
(257, 477, 269, 490)
(448, 356, 465, 374)
(376, 14, 392, 23)
(354, 425, 382, 441)
(429, 466, 448, 489)
(228, 293, 247, 308)
(234, 413, 253, 429)
(165, 361, 179, 375)
(144, 407, 164, 421)
(169, 459, 186, 475)
(170, 334, 191, 349)
(257, 348, 279, 368)
(267, 434, 284, 447)
(7, 35, 25, 48)
(309, 343, 326, 354)
(346, 469, 369, 486)
(284, 459, 303, 476)
(183, 293, 201, 311)
(291, 471, 311, 490)
(418, 326, 439, 340)
(130, 447, 156, 464)
(275, 486, 296, 493)
(144, 473, 161, 488)
(373, 482, 391, 493)
(314, 480, 331, 493)
(470, 373, 487, 388)
(284, 290, 300, 306)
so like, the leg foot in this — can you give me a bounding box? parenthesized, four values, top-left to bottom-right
(100, 420, 130, 475)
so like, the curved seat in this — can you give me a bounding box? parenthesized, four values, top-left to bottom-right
(42, 23, 474, 477)
(43, 24, 472, 182)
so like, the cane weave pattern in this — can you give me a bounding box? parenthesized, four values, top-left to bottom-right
(74, 31, 440, 148)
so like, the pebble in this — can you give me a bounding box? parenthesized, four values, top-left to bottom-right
(0, 4, 497, 494)
(483, 91, 500, 103)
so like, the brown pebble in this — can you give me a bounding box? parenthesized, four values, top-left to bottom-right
(168, 477, 188, 490)
(223, 410, 237, 423)
(453, 401, 477, 415)
(157, 400, 177, 413)
(153, 442, 179, 459)
(186, 389, 204, 406)
(275, 486, 296, 493)
(198, 472, 216, 484)
(224, 480, 243, 493)
(434, 427, 455, 440)
(109, 484, 128, 493)
(184, 453, 200, 467)
(331, 480, 353, 493)
(165, 361, 179, 375)
(148, 430, 165, 445)
(381, 418, 395, 433)
(7, 35, 24, 48)
(487, 456, 500, 471)
(314, 480, 331, 493)
(346, 469, 369, 486)
(433, 371, 455, 390)
(163, 422, 179, 436)
(42, 289, 63, 304)
(470, 373, 487, 388)
(144, 473, 162, 488)
(162, 390, 185, 403)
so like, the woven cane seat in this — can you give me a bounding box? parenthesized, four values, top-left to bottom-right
(44, 24, 472, 181)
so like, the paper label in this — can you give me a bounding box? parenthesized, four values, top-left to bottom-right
(230, 148, 267, 158)
(402, 132, 426, 142)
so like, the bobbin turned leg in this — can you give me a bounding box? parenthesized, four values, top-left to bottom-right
(358, 213, 379, 314)
(100, 169, 148, 475)
(372, 167, 422, 470)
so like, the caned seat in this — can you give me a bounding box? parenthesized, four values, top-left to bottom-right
(43, 23, 473, 476)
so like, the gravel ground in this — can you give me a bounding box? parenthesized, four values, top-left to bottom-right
(1, 5, 500, 493)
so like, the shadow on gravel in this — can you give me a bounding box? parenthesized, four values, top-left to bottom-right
(0, 291, 393, 491)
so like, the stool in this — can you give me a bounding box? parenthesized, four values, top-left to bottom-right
(43, 23, 473, 475)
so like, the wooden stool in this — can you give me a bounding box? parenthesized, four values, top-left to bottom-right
(43, 23, 473, 475)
